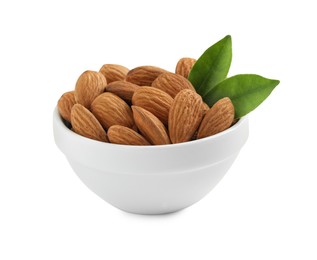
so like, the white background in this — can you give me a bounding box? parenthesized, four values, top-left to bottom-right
(1, 0, 316, 259)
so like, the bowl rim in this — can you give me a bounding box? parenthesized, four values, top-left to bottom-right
(53, 106, 247, 150)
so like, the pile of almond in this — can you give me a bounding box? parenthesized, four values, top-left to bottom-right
(57, 58, 235, 145)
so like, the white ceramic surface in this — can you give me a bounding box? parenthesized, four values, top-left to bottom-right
(53, 107, 249, 214)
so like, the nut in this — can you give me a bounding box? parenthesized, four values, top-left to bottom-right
(108, 125, 150, 146)
(106, 81, 140, 102)
(202, 102, 209, 115)
(58, 91, 76, 123)
(132, 106, 171, 145)
(175, 57, 196, 78)
(169, 89, 204, 144)
(71, 104, 108, 142)
(75, 70, 107, 109)
(99, 64, 129, 83)
(152, 72, 195, 98)
(132, 87, 173, 125)
(91, 92, 134, 130)
(126, 66, 168, 86)
(197, 97, 234, 139)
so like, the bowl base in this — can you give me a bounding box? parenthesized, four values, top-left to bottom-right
(67, 153, 239, 215)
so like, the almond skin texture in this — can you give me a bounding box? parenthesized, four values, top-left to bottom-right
(71, 104, 108, 142)
(175, 57, 196, 79)
(58, 91, 76, 123)
(132, 106, 171, 145)
(99, 64, 129, 83)
(202, 102, 210, 115)
(169, 89, 204, 144)
(197, 97, 235, 139)
(126, 66, 168, 86)
(106, 81, 140, 102)
(75, 70, 107, 109)
(152, 72, 196, 98)
(132, 87, 173, 125)
(91, 93, 134, 130)
(108, 125, 150, 146)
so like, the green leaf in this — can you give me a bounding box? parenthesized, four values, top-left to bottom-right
(204, 74, 280, 118)
(188, 35, 232, 97)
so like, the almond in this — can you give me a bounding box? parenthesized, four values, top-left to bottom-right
(152, 72, 196, 98)
(71, 104, 108, 142)
(90, 92, 134, 130)
(126, 66, 168, 86)
(108, 125, 150, 146)
(99, 64, 129, 83)
(58, 91, 76, 123)
(132, 106, 171, 145)
(169, 89, 204, 144)
(197, 97, 234, 139)
(132, 87, 173, 125)
(75, 70, 107, 109)
(106, 81, 140, 102)
(202, 102, 209, 115)
(175, 57, 196, 78)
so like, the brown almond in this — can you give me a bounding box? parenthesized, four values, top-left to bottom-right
(132, 87, 173, 125)
(108, 125, 150, 146)
(90, 93, 134, 130)
(99, 64, 129, 83)
(191, 103, 210, 140)
(126, 66, 168, 86)
(75, 70, 107, 109)
(175, 57, 196, 78)
(169, 89, 204, 144)
(132, 106, 171, 145)
(197, 97, 234, 139)
(106, 81, 140, 102)
(58, 91, 76, 123)
(71, 104, 108, 142)
(152, 72, 196, 98)
(202, 102, 209, 115)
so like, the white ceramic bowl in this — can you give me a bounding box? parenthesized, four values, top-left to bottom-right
(53, 107, 249, 214)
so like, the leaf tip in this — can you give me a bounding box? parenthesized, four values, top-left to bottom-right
(272, 79, 280, 87)
(224, 35, 232, 42)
